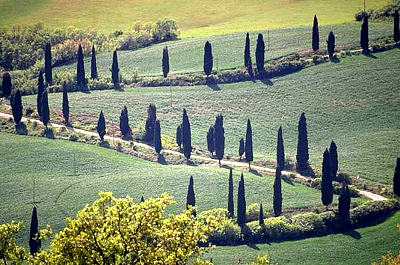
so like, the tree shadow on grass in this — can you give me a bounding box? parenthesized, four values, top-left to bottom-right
(249, 168, 263, 177)
(220, 164, 233, 170)
(259, 78, 274, 86)
(186, 159, 198, 167)
(100, 140, 110, 148)
(330, 57, 341, 63)
(206, 76, 221, 91)
(246, 243, 261, 250)
(157, 154, 168, 165)
(282, 175, 295, 186)
(342, 230, 361, 240)
(363, 51, 377, 59)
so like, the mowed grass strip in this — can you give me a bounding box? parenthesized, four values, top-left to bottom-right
(24, 50, 400, 184)
(0, 0, 388, 37)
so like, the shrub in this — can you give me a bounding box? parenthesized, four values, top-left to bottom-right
(246, 203, 260, 222)
(292, 212, 326, 236)
(69, 133, 79, 142)
(350, 200, 399, 227)
(208, 219, 243, 245)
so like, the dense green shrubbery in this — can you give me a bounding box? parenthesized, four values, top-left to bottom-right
(350, 200, 399, 227)
(355, 0, 400, 21)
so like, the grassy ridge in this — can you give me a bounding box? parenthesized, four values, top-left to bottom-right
(206, 211, 400, 265)
(24, 50, 400, 184)
(0, 0, 388, 37)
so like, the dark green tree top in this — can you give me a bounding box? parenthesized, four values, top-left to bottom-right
(321, 149, 333, 207)
(393, 158, 400, 197)
(273, 168, 282, 217)
(329, 140, 338, 179)
(182, 108, 192, 160)
(239, 137, 245, 159)
(77, 44, 85, 85)
(91, 45, 98, 79)
(29, 206, 41, 256)
(215, 114, 225, 163)
(338, 181, 351, 220)
(228, 168, 234, 218)
(186, 176, 196, 217)
(207, 125, 215, 155)
(44, 43, 52, 84)
(361, 16, 369, 53)
(204, 41, 213, 76)
(245, 119, 253, 166)
(237, 173, 246, 226)
(41, 90, 50, 128)
(154, 119, 162, 154)
(394, 10, 399, 43)
(176, 125, 182, 149)
(97, 110, 106, 141)
(259, 203, 265, 226)
(327, 31, 336, 59)
(110, 50, 120, 87)
(296, 112, 309, 171)
(11, 89, 23, 125)
(2, 72, 12, 98)
(277, 126, 285, 170)
(62, 83, 69, 125)
(244, 32, 250, 67)
(255, 34, 265, 73)
(312, 15, 319, 51)
(37, 71, 44, 117)
(162, 46, 170, 78)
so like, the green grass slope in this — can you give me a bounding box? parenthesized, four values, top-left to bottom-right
(206, 211, 400, 265)
(54, 22, 393, 77)
(0, 0, 388, 37)
(24, 50, 400, 184)
(0, 132, 326, 248)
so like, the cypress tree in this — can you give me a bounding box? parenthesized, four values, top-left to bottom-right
(162, 46, 170, 78)
(361, 16, 369, 54)
(259, 203, 265, 226)
(327, 31, 336, 59)
(91, 45, 98, 79)
(182, 108, 192, 160)
(215, 114, 225, 165)
(176, 125, 182, 149)
(2, 72, 12, 98)
(186, 176, 196, 217)
(394, 10, 400, 43)
(144, 104, 157, 141)
(277, 126, 285, 170)
(296, 112, 309, 172)
(37, 71, 44, 116)
(329, 141, 338, 179)
(237, 173, 246, 226)
(228, 168, 234, 218)
(41, 90, 50, 128)
(338, 181, 351, 220)
(140, 196, 145, 203)
(312, 15, 319, 51)
(97, 110, 106, 141)
(119, 106, 130, 137)
(11, 89, 23, 125)
(62, 83, 69, 125)
(204, 41, 213, 76)
(76, 44, 85, 85)
(247, 56, 254, 79)
(44, 43, 52, 84)
(154, 119, 162, 155)
(207, 125, 215, 156)
(255, 34, 265, 73)
(393, 158, 400, 197)
(110, 50, 120, 88)
(321, 149, 333, 209)
(239, 137, 245, 160)
(245, 119, 253, 169)
(29, 206, 41, 256)
(273, 168, 282, 217)
(244, 32, 250, 67)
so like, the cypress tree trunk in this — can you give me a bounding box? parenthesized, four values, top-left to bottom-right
(228, 168, 234, 218)
(44, 43, 52, 84)
(62, 83, 69, 125)
(245, 119, 253, 169)
(29, 207, 41, 256)
(91, 45, 98, 79)
(244, 32, 250, 67)
(395, 10, 400, 43)
(144, 104, 157, 141)
(204, 41, 213, 76)
(97, 110, 106, 141)
(296, 112, 309, 172)
(37, 71, 44, 117)
(176, 125, 182, 149)
(182, 109, 192, 160)
(312, 15, 319, 51)
(76, 44, 85, 86)
(11, 89, 23, 125)
(215, 115, 225, 164)
(41, 90, 50, 128)
(110, 50, 120, 88)
(321, 149, 333, 209)
(277, 126, 285, 170)
(2, 72, 12, 98)
(207, 126, 215, 156)
(259, 203, 265, 225)
(338, 182, 351, 220)
(329, 141, 338, 179)
(273, 168, 282, 217)
(255, 34, 265, 73)
(327, 31, 336, 59)
(237, 173, 246, 226)
(119, 106, 130, 137)
(186, 176, 196, 217)
(154, 119, 162, 155)
(239, 137, 245, 160)
(361, 16, 369, 54)
(162, 46, 170, 78)
(393, 158, 400, 197)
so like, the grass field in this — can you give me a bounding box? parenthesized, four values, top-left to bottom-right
(54, 22, 393, 77)
(0, 132, 329, 248)
(0, 0, 389, 38)
(24, 49, 400, 184)
(205, 211, 400, 265)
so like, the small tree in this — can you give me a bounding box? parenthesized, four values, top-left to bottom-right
(203, 41, 213, 76)
(76, 44, 86, 86)
(393, 158, 400, 197)
(245, 119, 253, 169)
(119, 106, 130, 137)
(186, 176, 196, 217)
(312, 15, 320, 51)
(238, 137, 245, 160)
(162, 46, 170, 78)
(361, 16, 369, 54)
(37, 71, 44, 116)
(140, 196, 145, 203)
(2, 72, 12, 98)
(395, 10, 400, 43)
(62, 83, 69, 125)
(237, 173, 246, 226)
(11, 89, 23, 125)
(329, 140, 338, 179)
(255, 34, 265, 73)
(176, 125, 182, 149)
(29, 206, 41, 256)
(244, 32, 250, 67)
(296, 112, 309, 172)
(154, 119, 162, 155)
(215, 114, 225, 165)
(321, 149, 333, 209)
(110, 50, 120, 88)
(277, 126, 285, 170)
(144, 104, 157, 141)
(91, 45, 98, 79)
(207, 126, 215, 156)
(44, 43, 52, 84)
(41, 90, 50, 128)
(259, 203, 265, 226)
(338, 181, 351, 220)
(97, 110, 106, 141)
(228, 168, 234, 218)
(182, 109, 192, 160)
(327, 31, 336, 59)
(273, 168, 282, 217)
(247, 56, 254, 79)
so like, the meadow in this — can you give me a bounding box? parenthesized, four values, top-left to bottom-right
(24, 49, 400, 184)
(0, 0, 389, 38)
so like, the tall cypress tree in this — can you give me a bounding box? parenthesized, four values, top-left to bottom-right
(97, 110, 106, 141)
(394, 10, 400, 43)
(321, 149, 333, 209)
(76, 44, 85, 86)
(120, 106, 130, 137)
(91, 45, 98, 79)
(296, 112, 309, 172)
(312, 15, 320, 51)
(277, 126, 285, 170)
(110, 50, 120, 88)
(338, 181, 351, 220)
(182, 108, 192, 160)
(207, 126, 215, 156)
(204, 41, 213, 76)
(327, 31, 336, 59)
(255, 34, 265, 73)
(239, 137, 245, 160)
(244, 32, 250, 67)
(247, 56, 254, 79)
(11, 89, 23, 125)
(259, 203, 265, 226)
(2, 72, 12, 98)
(186, 176, 196, 217)
(144, 104, 157, 141)
(37, 71, 44, 116)
(176, 125, 182, 149)
(273, 168, 282, 217)
(62, 83, 69, 125)
(41, 90, 50, 128)
(215, 114, 225, 165)
(393, 158, 400, 197)
(245, 119, 253, 169)
(228, 168, 234, 218)
(154, 119, 162, 155)
(237, 173, 246, 226)
(361, 16, 369, 54)
(329, 141, 338, 179)
(162, 46, 170, 78)
(29, 206, 41, 256)
(44, 43, 52, 84)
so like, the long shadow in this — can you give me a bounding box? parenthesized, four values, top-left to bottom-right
(220, 164, 233, 170)
(363, 52, 377, 59)
(157, 154, 168, 165)
(298, 165, 316, 178)
(186, 160, 198, 167)
(259, 78, 274, 86)
(282, 175, 295, 186)
(249, 168, 262, 177)
(342, 230, 362, 240)
(206, 82, 221, 91)
(100, 140, 111, 148)
(330, 57, 341, 63)
(246, 243, 261, 251)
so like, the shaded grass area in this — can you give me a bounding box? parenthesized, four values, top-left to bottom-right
(205, 211, 400, 265)
(24, 50, 400, 184)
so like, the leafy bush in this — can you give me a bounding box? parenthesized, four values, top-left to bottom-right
(350, 200, 399, 227)
(246, 203, 261, 222)
(208, 219, 243, 245)
(355, 0, 400, 21)
(69, 133, 79, 142)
